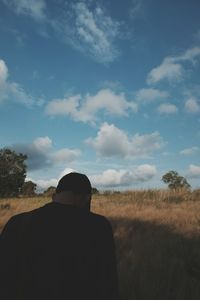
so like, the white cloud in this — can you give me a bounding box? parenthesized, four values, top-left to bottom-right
(86, 123, 130, 157)
(178, 47, 200, 63)
(157, 103, 178, 114)
(51, 2, 121, 63)
(186, 164, 200, 178)
(135, 88, 169, 103)
(0, 58, 34, 106)
(86, 122, 164, 158)
(147, 46, 200, 85)
(90, 164, 157, 187)
(3, 0, 46, 20)
(12, 136, 81, 171)
(184, 98, 200, 113)
(180, 146, 199, 155)
(147, 57, 184, 85)
(0, 59, 8, 82)
(45, 89, 137, 123)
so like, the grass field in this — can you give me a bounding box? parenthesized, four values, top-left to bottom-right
(1, 189, 200, 300)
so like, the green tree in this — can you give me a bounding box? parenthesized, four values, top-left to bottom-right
(162, 170, 191, 190)
(0, 148, 27, 197)
(21, 181, 37, 197)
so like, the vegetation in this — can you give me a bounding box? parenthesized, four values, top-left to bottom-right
(21, 181, 37, 197)
(92, 187, 99, 194)
(0, 189, 200, 300)
(42, 186, 56, 197)
(162, 170, 191, 190)
(0, 148, 27, 197)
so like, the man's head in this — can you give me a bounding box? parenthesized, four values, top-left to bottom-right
(53, 172, 92, 210)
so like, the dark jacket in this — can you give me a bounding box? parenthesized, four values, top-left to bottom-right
(0, 202, 120, 300)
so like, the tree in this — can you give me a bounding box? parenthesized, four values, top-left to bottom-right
(43, 186, 56, 197)
(162, 170, 191, 190)
(21, 181, 37, 197)
(92, 187, 99, 194)
(0, 148, 27, 197)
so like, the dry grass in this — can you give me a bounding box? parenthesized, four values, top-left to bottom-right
(1, 189, 200, 300)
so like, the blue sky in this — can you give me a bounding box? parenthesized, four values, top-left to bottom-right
(0, 0, 200, 190)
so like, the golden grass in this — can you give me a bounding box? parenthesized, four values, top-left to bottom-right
(1, 189, 200, 300)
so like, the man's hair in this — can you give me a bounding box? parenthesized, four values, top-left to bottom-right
(56, 172, 92, 194)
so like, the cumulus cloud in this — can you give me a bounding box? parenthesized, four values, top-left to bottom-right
(51, 2, 121, 63)
(180, 146, 199, 155)
(86, 122, 164, 158)
(3, 0, 46, 20)
(147, 46, 200, 85)
(11, 136, 80, 171)
(157, 103, 178, 114)
(0, 58, 35, 106)
(184, 98, 200, 113)
(45, 89, 137, 123)
(186, 164, 200, 178)
(90, 164, 157, 187)
(135, 88, 169, 103)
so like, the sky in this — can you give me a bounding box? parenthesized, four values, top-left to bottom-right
(0, 0, 200, 191)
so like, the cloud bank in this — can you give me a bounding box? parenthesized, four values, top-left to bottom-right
(29, 165, 157, 190)
(90, 164, 157, 187)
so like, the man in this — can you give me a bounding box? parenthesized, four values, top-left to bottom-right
(0, 172, 120, 300)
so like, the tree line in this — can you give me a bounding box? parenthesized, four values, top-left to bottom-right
(0, 148, 191, 198)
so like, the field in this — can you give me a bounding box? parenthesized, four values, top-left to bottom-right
(1, 189, 200, 300)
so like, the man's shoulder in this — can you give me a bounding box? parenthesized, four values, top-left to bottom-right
(89, 212, 112, 230)
(4, 206, 44, 229)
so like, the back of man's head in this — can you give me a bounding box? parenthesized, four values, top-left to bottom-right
(53, 172, 92, 210)
(56, 172, 92, 194)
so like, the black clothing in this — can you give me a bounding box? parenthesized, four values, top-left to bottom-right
(0, 202, 120, 300)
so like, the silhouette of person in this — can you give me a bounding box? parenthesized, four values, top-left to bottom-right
(0, 172, 120, 300)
